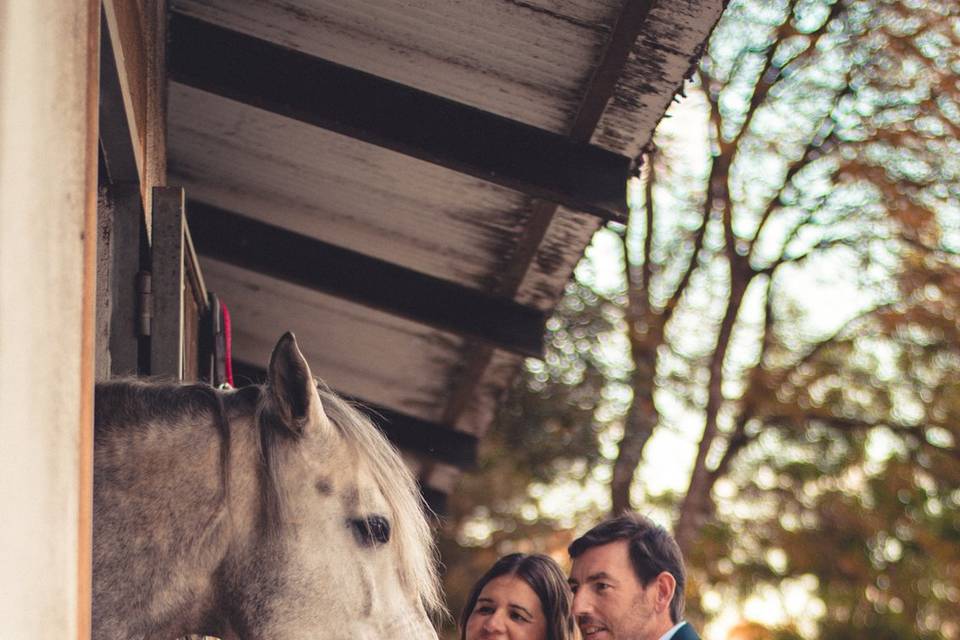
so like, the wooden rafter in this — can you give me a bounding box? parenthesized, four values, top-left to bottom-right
(98, 12, 138, 184)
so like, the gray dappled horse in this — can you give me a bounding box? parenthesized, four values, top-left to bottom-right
(93, 333, 442, 639)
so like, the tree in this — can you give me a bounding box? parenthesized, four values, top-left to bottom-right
(683, 1, 960, 633)
(439, 0, 960, 636)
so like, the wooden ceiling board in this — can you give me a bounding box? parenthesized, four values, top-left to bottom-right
(202, 257, 465, 420)
(171, 0, 623, 132)
(450, 348, 525, 436)
(168, 83, 534, 290)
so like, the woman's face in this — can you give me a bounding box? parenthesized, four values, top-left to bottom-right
(465, 574, 548, 640)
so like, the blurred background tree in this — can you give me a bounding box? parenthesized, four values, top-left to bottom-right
(438, 0, 960, 638)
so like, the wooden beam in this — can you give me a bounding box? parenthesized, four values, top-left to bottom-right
(365, 399, 478, 472)
(232, 361, 477, 470)
(186, 201, 547, 359)
(101, 0, 146, 185)
(167, 11, 630, 222)
(98, 12, 138, 184)
(0, 1, 99, 636)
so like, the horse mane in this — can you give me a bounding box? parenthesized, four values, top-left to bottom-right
(252, 381, 444, 618)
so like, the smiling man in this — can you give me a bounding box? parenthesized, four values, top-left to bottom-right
(568, 512, 700, 640)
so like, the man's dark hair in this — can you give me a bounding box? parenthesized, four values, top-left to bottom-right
(568, 512, 686, 623)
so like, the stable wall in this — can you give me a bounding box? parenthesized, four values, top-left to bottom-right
(0, 1, 99, 638)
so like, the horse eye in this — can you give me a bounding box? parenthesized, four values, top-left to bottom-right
(350, 515, 391, 547)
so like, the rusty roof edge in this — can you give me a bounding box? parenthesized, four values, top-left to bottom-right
(570, 0, 658, 146)
(440, 0, 664, 433)
(594, 0, 729, 161)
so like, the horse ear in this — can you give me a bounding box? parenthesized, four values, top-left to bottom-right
(267, 332, 327, 436)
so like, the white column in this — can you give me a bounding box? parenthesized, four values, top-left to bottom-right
(0, 1, 98, 638)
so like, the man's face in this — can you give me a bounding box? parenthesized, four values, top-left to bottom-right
(568, 540, 670, 640)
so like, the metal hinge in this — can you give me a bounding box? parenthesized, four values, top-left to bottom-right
(136, 270, 153, 337)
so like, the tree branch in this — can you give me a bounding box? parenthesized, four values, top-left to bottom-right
(747, 126, 839, 264)
(731, 7, 799, 147)
(662, 211, 709, 328)
(676, 264, 755, 550)
(768, 302, 896, 394)
(764, 413, 960, 463)
(757, 237, 853, 277)
(641, 149, 656, 296)
(708, 273, 778, 484)
(730, 0, 845, 149)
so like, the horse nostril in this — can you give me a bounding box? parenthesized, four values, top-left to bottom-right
(351, 515, 391, 546)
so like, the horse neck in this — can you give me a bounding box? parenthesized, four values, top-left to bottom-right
(93, 393, 241, 637)
(98, 417, 236, 555)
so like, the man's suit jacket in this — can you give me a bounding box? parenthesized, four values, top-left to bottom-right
(673, 621, 702, 640)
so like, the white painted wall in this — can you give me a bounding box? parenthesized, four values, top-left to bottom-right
(0, 1, 97, 638)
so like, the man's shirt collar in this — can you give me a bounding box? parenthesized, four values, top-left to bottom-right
(659, 620, 687, 640)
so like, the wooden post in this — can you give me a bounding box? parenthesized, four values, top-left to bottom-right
(0, 0, 100, 638)
(150, 187, 187, 379)
(96, 184, 145, 379)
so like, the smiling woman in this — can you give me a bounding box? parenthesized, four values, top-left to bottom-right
(460, 554, 575, 640)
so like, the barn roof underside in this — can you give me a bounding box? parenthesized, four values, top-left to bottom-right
(165, 0, 724, 508)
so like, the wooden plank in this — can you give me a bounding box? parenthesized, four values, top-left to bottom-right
(366, 402, 478, 471)
(187, 201, 547, 359)
(570, 0, 658, 144)
(109, 185, 146, 377)
(80, 2, 100, 636)
(182, 282, 200, 381)
(95, 190, 115, 381)
(167, 11, 630, 222)
(101, 0, 168, 234)
(101, 0, 146, 185)
(232, 361, 477, 470)
(97, 12, 138, 184)
(181, 220, 209, 382)
(150, 187, 186, 378)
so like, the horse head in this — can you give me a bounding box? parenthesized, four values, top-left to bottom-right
(92, 333, 442, 639)
(222, 333, 442, 639)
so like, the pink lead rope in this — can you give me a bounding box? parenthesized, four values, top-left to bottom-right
(221, 299, 234, 387)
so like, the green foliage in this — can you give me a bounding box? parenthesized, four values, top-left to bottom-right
(496, 282, 627, 483)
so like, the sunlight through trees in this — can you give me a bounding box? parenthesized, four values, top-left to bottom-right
(440, 1, 960, 638)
